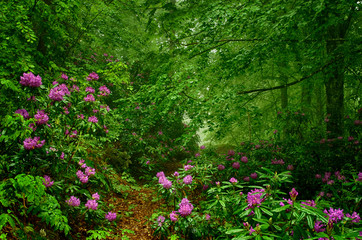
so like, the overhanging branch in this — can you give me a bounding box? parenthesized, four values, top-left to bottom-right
(237, 56, 343, 95)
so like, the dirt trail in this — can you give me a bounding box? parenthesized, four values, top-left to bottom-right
(106, 185, 162, 240)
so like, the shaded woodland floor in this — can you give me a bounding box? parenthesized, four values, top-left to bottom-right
(105, 186, 162, 240)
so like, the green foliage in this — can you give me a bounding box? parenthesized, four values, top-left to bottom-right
(0, 0, 361, 239)
(152, 158, 361, 239)
(0, 174, 70, 236)
(30, 195, 71, 235)
(86, 229, 112, 240)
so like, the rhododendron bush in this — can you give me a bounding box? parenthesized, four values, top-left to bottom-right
(151, 145, 362, 239)
(0, 68, 121, 238)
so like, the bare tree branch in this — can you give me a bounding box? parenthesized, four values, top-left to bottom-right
(237, 56, 343, 95)
(181, 38, 349, 47)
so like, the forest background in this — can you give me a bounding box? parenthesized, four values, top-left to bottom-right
(0, 0, 361, 239)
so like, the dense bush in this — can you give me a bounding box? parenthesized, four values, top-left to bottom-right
(0, 69, 121, 238)
(151, 128, 362, 239)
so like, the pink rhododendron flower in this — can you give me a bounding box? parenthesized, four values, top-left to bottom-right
(15, 109, 29, 119)
(43, 175, 54, 187)
(183, 175, 193, 184)
(85, 87, 95, 93)
(105, 212, 117, 221)
(92, 193, 100, 201)
(61, 73, 68, 80)
(241, 156, 248, 163)
(66, 196, 80, 207)
(88, 116, 98, 123)
(23, 137, 45, 150)
(84, 94, 95, 102)
(99, 85, 111, 96)
(20, 72, 42, 87)
(87, 72, 99, 81)
(178, 198, 193, 217)
(49, 86, 65, 101)
(229, 177, 238, 183)
(85, 199, 98, 210)
(170, 211, 178, 222)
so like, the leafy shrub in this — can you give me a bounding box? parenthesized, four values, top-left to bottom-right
(0, 174, 70, 237)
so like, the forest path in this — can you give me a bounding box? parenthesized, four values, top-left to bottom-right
(103, 161, 182, 240)
(105, 184, 162, 240)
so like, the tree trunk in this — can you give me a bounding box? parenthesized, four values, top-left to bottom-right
(280, 77, 288, 139)
(324, 27, 348, 137)
(325, 44, 344, 137)
(301, 81, 312, 114)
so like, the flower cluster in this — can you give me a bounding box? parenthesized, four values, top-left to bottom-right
(61, 73, 68, 80)
(76, 161, 96, 184)
(72, 85, 79, 92)
(34, 110, 49, 125)
(157, 216, 165, 227)
(15, 109, 29, 119)
(246, 188, 266, 209)
(105, 212, 117, 221)
(279, 198, 293, 207)
(156, 171, 165, 178)
(271, 158, 285, 165)
(170, 211, 178, 222)
(43, 175, 54, 188)
(87, 72, 99, 81)
(85, 167, 96, 176)
(183, 175, 193, 184)
(84, 94, 95, 102)
(322, 172, 331, 183)
(358, 172, 362, 181)
(76, 170, 89, 183)
(88, 116, 98, 123)
(99, 85, 111, 96)
(92, 192, 100, 201)
(323, 208, 344, 222)
(289, 188, 298, 201)
(23, 137, 45, 150)
(85, 199, 98, 210)
(66, 196, 80, 207)
(178, 198, 194, 217)
(85, 87, 95, 93)
(157, 172, 172, 189)
(20, 72, 42, 87)
(49, 86, 66, 101)
(184, 164, 193, 171)
(229, 177, 238, 183)
(218, 164, 225, 170)
(314, 220, 326, 233)
(100, 105, 110, 112)
(301, 200, 316, 208)
(346, 212, 361, 223)
(250, 173, 258, 179)
(232, 162, 240, 169)
(287, 164, 294, 171)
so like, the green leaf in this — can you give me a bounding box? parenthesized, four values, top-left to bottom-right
(225, 228, 244, 234)
(306, 215, 313, 229)
(260, 207, 273, 216)
(255, 207, 262, 219)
